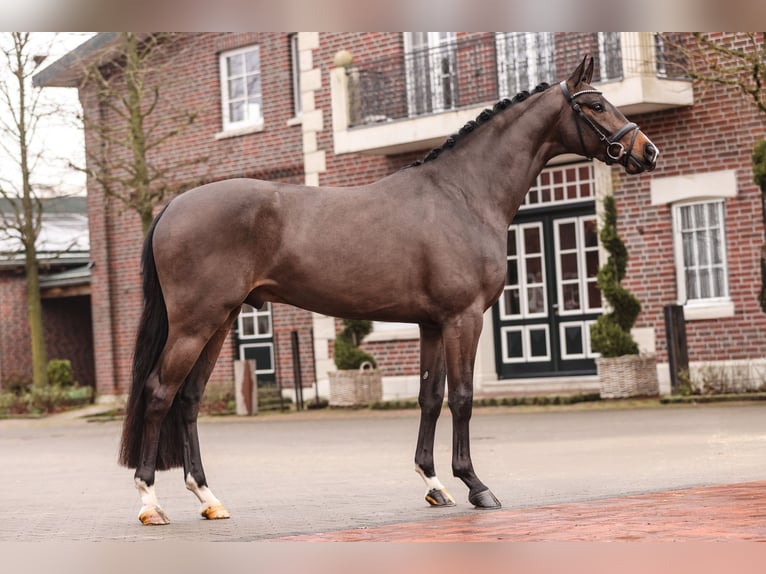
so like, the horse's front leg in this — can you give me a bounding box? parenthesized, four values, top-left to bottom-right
(443, 309, 501, 509)
(414, 324, 454, 507)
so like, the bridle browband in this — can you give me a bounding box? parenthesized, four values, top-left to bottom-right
(559, 80, 642, 169)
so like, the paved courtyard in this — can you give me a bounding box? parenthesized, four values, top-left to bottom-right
(3, 401, 766, 541)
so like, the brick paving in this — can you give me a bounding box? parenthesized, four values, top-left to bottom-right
(4, 401, 766, 542)
(276, 480, 766, 542)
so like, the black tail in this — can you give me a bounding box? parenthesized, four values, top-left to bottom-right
(119, 205, 185, 470)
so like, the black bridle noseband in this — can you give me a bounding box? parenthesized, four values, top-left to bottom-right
(559, 80, 642, 169)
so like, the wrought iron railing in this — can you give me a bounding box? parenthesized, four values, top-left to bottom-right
(345, 32, 688, 128)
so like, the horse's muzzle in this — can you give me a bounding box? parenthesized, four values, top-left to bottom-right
(625, 140, 659, 174)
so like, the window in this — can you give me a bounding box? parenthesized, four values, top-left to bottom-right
(404, 32, 457, 116)
(673, 200, 730, 305)
(597, 32, 623, 81)
(220, 45, 263, 131)
(289, 33, 302, 118)
(237, 303, 272, 339)
(236, 303, 274, 379)
(651, 170, 736, 320)
(496, 33, 555, 97)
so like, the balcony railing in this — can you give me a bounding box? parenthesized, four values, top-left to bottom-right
(345, 32, 689, 129)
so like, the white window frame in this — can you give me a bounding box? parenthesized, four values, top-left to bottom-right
(554, 216, 602, 316)
(500, 222, 548, 320)
(403, 32, 457, 117)
(522, 163, 595, 209)
(495, 32, 556, 98)
(237, 302, 272, 340)
(219, 45, 264, 133)
(672, 199, 733, 319)
(559, 320, 600, 360)
(500, 325, 551, 364)
(238, 342, 276, 376)
(651, 170, 737, 321)
(597, 32, 623, 82)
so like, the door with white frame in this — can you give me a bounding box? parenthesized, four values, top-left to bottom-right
(493, 163, 602, 379)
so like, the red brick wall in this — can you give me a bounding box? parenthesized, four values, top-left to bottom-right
(82, 31, 766, 399)
(82, 33, 309, 397)
(614, 32, 766, 364)
(0, 272, 33, 386)
(0, 273, 94, 389)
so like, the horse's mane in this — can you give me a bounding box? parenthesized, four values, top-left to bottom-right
(406, 82, 552, 168)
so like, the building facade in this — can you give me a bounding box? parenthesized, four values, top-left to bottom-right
(0, 197, 94, 389)
(36, 32, 766, 400)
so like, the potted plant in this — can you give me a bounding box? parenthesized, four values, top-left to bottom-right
(328, 319, 382, 406)
(590, 194, 659, 398)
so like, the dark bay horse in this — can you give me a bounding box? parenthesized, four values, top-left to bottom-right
(120, 56, 658, 525)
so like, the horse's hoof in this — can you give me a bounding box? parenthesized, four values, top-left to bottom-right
(138, 506, 171, 525)
(425, 488, 456, 507)
(469, 489, 502, 509)
(201, 503, 231, 520)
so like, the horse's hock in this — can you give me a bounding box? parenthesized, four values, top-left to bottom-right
(328, 362, 383, 407)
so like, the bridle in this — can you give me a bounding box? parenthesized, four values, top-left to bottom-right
(559, 80, 643, 170)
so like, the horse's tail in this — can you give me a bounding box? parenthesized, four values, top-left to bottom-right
(119, 204, 185, 470)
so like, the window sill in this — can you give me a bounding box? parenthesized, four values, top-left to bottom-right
(365, 325, 420, 342)
(215, 123, 265, 140)
(683, 300, 735, 321)
(286, 115, 303, 127)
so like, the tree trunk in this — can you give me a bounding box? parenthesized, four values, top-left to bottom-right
(25, 245, 47, 387)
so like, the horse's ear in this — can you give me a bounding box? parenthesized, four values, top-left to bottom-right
(583, 55, 595, 84)
(567, 55, 594, 89)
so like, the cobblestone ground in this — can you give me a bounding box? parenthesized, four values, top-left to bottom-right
(3, 401, 766, 541)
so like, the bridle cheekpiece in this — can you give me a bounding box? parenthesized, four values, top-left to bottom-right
(559, 80, 641, 169)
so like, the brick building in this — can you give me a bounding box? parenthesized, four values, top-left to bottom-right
(35, 32, 766, 401)
(0, 197, 94, 389)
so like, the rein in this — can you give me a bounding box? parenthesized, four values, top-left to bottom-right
(559, 80, 640, 169)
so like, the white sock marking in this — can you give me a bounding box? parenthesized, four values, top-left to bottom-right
(185, 473, 222, 511)
(415, 465, 446, 493)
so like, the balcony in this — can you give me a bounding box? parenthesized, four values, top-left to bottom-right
(331, 32, 694, 156)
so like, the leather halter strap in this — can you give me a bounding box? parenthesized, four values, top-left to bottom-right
(559, 80, 640, 168)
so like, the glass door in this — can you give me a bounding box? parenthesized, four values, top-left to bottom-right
(494, 204, 602, 379)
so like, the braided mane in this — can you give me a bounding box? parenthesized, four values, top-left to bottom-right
(406, 82, 552, 168)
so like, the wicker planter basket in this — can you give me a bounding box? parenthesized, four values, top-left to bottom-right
(597, 353, 659, 399)
(328, 362, 382, 407)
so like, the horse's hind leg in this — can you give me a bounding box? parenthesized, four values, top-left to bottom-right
(134, 329, 216, 525)
(414, 325, 455, 507)
(179, 310, 239, 520)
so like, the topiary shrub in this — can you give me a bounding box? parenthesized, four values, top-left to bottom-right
(590, 194, 641, 358)
(333, 319, 377, 370)
(46, 359, 75, 387)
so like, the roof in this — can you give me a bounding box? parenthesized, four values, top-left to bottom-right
(0, 196, 89, 266)
(32, 33, 150, 88)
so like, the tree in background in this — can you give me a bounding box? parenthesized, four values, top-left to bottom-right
(79, 33, 204, 236)
(0, 33, 52, 387)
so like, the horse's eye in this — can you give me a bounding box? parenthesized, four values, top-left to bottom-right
(591, 103, 605, 113)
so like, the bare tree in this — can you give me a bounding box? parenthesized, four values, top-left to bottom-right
(78, 33, 204, 236)
(0, 32, 52, 387)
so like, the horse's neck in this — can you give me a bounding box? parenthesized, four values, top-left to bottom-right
(433, 90, 565, 227)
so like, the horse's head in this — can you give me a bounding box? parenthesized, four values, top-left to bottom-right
(559, 55, 659, 174)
